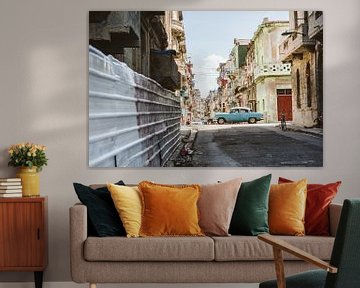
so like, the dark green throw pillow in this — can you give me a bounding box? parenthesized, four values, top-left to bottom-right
(229, 174, 272, 236)
(73, 181, 126, 237)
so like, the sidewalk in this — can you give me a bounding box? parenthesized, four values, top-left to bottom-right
(286, 123, 323, 137)
(164, 127, 198, 167)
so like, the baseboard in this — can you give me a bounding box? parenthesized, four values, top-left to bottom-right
(0, 282, 259, 288)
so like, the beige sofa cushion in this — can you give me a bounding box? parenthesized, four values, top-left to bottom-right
(212, 235, 334, 261)
(84, 236, 214, 261)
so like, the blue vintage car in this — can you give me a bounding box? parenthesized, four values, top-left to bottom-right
(214, 107, 264, 124)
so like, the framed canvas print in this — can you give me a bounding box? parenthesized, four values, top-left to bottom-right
(88, 11, 323, 167)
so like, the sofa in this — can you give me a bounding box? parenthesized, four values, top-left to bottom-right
(70, 201, 342, 287)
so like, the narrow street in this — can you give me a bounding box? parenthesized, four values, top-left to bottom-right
(188, 124, 322, 167)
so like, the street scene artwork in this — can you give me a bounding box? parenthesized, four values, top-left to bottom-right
(88, 11, 323, 167)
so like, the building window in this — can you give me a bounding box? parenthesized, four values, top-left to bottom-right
(306, 62, 312, 107)
(277, 89, 285, 95)
(277, 89, 292, 95)
(296, 69, 301, 109)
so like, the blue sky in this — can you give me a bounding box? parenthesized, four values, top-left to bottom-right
(182, 11, 289, 97)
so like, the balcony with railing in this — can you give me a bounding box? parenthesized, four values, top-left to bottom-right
(279, 24, 316, 61)
(254, 63, 291, 80)
(89, 11, 141, 55)
(171, 19, 184, 36)
(150, 50, 181, 91)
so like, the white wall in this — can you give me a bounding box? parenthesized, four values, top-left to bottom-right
(0, 0, 360, 283)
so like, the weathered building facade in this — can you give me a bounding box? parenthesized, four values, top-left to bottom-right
(204, 90, 217, 121)
(230, 39, 251, 107)
(190, 89, 204, 121)
(179, 61, 195, 124)
(164, 11, 187, 84)
(244, 41, 257, 111)
(216, 62, 229, 112)
(211, 19, 291, 123)
(252, 18, 292, 123)
(164, 11, 195, 125)
(279, 11, 323, 127)
(89, 11, 181, 92)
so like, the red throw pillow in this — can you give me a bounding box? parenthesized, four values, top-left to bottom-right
(278, 177, 341, 236)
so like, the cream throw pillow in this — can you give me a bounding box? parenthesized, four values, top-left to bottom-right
(107, 183, 142, 237)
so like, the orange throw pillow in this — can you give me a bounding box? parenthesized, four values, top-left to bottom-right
(269, 179, 307, 236)
(279, 177, 341, 235)
(138, 181, 204, 237)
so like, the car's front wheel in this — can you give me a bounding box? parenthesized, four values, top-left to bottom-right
(248, 117, 257, 124)
(217, 118, 225, 125)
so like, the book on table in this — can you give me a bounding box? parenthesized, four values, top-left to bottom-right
(0, 178, 21, 182)
(0, 189, 22, 193)
(0, 193, 22, 198)
(0, 186, 22, 190)
(0, 178, 22, 189)
(0, 182, 22, 186)
(0, 178, 22, 195)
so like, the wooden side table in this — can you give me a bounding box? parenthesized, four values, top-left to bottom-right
(0, 197, 48, 288)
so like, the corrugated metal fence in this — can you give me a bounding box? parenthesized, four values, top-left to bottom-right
(89, 46, 181, 167)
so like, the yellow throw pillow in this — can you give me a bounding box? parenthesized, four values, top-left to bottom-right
(107, 183, 142, 238)
(138, 181, 204, 237)
(269, 179, 307, 236)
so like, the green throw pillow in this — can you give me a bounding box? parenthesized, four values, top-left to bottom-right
(229, 174, 272, 236)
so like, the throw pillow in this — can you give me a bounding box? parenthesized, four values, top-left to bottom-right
(229, 174, 272, 236)
(73, 181, 126, 237)
(279, 177, 341, 236)
(198, 177, 242, 236)
(269, 179, 307, 236)
(138, 181, 203, 237)
(107, 183, 142, 238)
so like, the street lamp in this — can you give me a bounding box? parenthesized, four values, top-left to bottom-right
(281, 30, 306, 36)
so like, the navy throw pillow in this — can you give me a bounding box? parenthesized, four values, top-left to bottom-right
(73, 181, 126, 237)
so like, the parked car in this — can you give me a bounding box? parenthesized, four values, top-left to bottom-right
(214, 107, 264, 124)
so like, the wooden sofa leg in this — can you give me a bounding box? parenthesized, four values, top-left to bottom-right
(89, 283, 96, 288)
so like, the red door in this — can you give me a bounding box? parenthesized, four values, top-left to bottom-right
(277, 94, 293, 121)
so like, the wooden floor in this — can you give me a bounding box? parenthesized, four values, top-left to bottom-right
(0, 283, 259, 288)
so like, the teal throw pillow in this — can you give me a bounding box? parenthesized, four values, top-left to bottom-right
(229, 174, 272, 236)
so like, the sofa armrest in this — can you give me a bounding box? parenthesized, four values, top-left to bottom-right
(329, 203, 343, 237)
(69, 203, 88, 282)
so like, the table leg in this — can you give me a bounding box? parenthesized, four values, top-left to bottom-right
(34, 271, 43, 288)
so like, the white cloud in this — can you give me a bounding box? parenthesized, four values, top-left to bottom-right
(193, 54, 227, 97)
